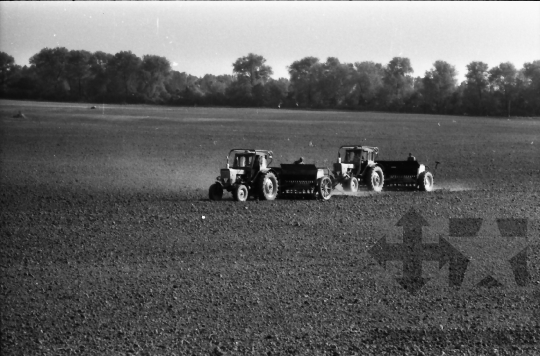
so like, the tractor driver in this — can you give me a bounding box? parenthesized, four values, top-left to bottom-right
(408, 153, 416, 162)
(236, 155, 246, 167)
(352, 152, 362, 165)
(253, 155, 266, 171)
(346, 151, 355, 163)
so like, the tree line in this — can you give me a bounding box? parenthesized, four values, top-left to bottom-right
(1, 47, 539, 116)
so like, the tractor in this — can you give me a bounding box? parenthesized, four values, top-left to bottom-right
(332, 145, 435, 192)
(208, 149, 279, 201)
(209, 149, 335, 201)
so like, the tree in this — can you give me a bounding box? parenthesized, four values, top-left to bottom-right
(165, 71, 189, 96)
(232, 53, 273, 86)
(107, 51, 141, 102)
(288, 57, 320, 107)
(197, 74, 231, 105)
(383, 57, 414, 110)
(165, 71, 208, 106)
(165, 71, 199, 96)
(198, 74, 219, 95)
(263, 78, 289, 107)
(140, 55, 171, 102)
(318, 57, 355, 107)
(29, 47, 70, 98)
(522, 60, 540, 115)
(409, 76, 426, 113)
(87, 51, 113, 101)
(422, 60, 458, 114)
(351, 61, 384, 108)
(225, 79, 253, 106)
(464, 61, 490, 115)
(198, 74, 232, 96)
(0, 52, 24, 98)
(9, 65, 38, 99)
(0, 52, 19, 96)
(489, 62, 518, 117)
(66, 50, 92, 99)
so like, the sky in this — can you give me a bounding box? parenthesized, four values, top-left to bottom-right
(1, 2, 539, 82)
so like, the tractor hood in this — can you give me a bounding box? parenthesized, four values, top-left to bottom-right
(333, 162, 354, 174)
(220, 168, 247, 187)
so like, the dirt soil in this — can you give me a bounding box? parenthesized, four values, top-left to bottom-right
(1, 100, 539, 355)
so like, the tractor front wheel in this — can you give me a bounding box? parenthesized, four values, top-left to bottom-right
(365, 166, 384, 192)
(343, 177, 359, 193)
(208, 183, 223, 201)
(258, 172, 279, 201)
(317, 176, 333, 200)
(418, 171, 434, 192)
(233, 184, 249, 202)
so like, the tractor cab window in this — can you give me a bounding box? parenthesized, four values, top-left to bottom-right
(257, 155, 266, 169)
(250, 155, 264, 178)
(232, 154, 254, 168)
(345, 150, 367, 164)
(345, 151, 354, 163)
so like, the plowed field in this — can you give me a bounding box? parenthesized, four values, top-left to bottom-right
(1, 100, 539, 355)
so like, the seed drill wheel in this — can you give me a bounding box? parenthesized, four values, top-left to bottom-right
(233, 184, 248, 202)
(258, 172, 279, 201)
(343, 177, 359, 193)
(208, 183, 223, 201)
(317, 176, 333, 200)
(418, 171, 434, 192)
(366, 166, 384, 192)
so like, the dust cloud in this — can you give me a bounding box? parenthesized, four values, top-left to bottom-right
(434, 182, 474, 192)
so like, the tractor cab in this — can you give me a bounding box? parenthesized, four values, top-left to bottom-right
(231, 152, 254, 169)
(228, 150, 271, 178)
(342, 146, 377, 164)
(343, 149, 367, 165)
(335, 146, 378, 176)
(218, 149, 273, 189)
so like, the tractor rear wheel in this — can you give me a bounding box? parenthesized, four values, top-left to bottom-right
(317, 176, 333, 200)
(365, 166, 384, 192)
(258, 172, 279, 201)
(343, 177, 359, 193)
(233, 184, 248, 202)
(418, 171, 434, 192)
(208, 183, 223, 201)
